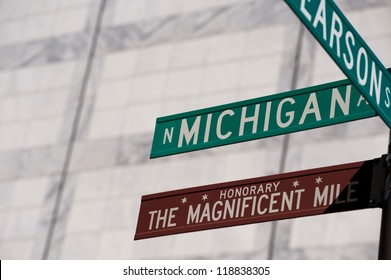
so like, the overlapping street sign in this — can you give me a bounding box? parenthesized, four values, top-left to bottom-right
(284, 0, 391, 128)
(151, 79, 376, 158)
(135, 159, 383, 240)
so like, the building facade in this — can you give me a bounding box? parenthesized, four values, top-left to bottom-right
(0, 0, 390, 259)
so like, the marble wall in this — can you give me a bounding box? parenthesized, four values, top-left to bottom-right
(0, 0, 390, 259)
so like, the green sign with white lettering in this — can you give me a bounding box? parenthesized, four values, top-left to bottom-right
(150, 79, 375, 158)
(284, 0, 391, 129)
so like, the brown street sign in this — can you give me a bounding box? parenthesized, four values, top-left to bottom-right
(135, 158, 384, 240)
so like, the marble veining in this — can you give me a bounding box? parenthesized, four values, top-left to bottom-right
(1, 0, 387, 71)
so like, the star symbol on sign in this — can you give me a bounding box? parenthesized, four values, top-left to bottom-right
(315, 176, 323, 184)
(202, 194, 208, 201)
(181, 197, 188, 204)
(292, 180, 300, 188)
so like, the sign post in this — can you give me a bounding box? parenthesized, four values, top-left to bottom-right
(151, 79, 375, 158)
(135, 159, 382, 240)
(378, 133, 391, 259)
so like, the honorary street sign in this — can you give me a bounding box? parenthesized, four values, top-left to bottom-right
(135, 159, 383, 240)
(151, 79, 375, 158)
(284, 0, 391, 129)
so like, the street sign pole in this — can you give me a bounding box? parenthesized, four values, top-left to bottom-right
(378, 131, 391, 259)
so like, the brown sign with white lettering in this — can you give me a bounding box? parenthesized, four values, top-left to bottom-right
(135, 159, 381, 240)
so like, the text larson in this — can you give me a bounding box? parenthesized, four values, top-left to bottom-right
(284, 0, 391, 128)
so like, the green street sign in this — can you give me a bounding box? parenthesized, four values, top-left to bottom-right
(284, 0, 391, 129)
(151, 79, 375, 158)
